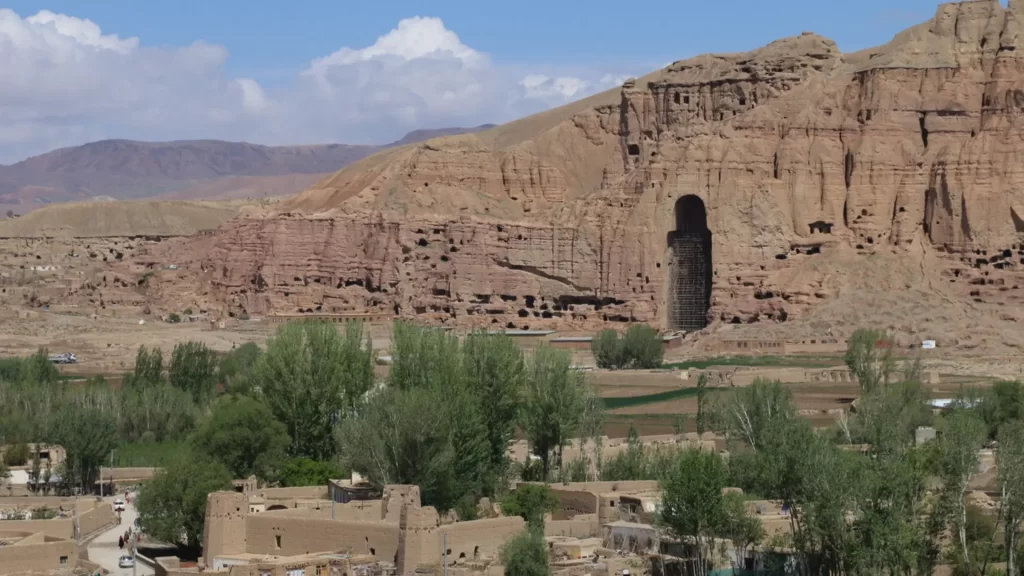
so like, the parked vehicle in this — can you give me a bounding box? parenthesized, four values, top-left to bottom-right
(48, 352, 78, 364)
(118, 556, 134, 568)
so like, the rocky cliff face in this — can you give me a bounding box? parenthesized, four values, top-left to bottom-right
(187, 0, 1024, 340)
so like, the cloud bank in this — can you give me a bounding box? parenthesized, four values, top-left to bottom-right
(0, 10, 639, 162)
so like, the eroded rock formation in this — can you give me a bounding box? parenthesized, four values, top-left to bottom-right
(185, 0, 1024, 334)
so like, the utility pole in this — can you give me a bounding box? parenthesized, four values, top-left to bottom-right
(443, 533, 447, 576)
(108, 449, 115, 498)
(74, 490, 80, 545)
(331, 498, 335, 520)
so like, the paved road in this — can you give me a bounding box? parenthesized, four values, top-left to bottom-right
(86, 494, 154, 576)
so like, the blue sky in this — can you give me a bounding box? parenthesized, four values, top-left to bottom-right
(0, 0, 967, 161)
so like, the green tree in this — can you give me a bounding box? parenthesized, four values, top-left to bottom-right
(999, 421, 1024, 575)
(279, 457, 343, 487)
(135, 450, 232, 551)
(500, 484, 558, 528)
(0, 349, 61, 385)
(978, 380, 1024, 440)
(338, 385, 457, 509)
(169, 342, 218, 400)
(844, 328, 896, 393)
(621, 324, 664, 369)
(462, 332, 525, 483)
(938, 410, 987, 576)
(254, 321, 374, 460)
(519, 346, 599, 479)
(374, 322, 492, 505)
(500, 529, 549, 576)
(659, 449, 760, 576)
(126, 345, 164, 387)
(189, 395, 290, 481)
(3, 442, 30, 466)
(713, 379, 795, 451)
(29, 449, 41, 493)
(50, 402, 118, 492)
(218, 342, 262, 395)
(696, 372, 709, 435)
(591, 330, 622, 369)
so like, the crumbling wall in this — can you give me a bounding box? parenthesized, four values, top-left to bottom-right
(0, 531, 78, 573)
(437, 517, 526, 563)
(203, 492, 248, 561)
(244, 515, 400, 559)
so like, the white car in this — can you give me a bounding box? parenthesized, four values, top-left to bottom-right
(118, 556, 135, 568)
(113, 499, 125, 511)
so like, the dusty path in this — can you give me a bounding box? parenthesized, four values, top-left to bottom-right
(86, 494, 154, 576)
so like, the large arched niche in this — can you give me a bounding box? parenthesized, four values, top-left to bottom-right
(668, 195, 712, 330)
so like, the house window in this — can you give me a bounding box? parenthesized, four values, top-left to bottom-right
(60, 556, 69, 564)
(275, 534, 282, 548)
(316, 566, 324, 576)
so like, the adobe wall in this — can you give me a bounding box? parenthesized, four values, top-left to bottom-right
(713, 339, 787, 355)
(257, 486, 328, 500)
(263, 500, 383, 523)
(436, 517, 526, 563)
(203, 492, 248, 561)
(539, 481, 660, 494)
(99, 466, 163, 481)
(0, 518, 74, 539)
(244, 515, 401, 559)
(545, 517, 599, 538)
(0, 531, 78, 573)
(546, 488, 598, 521)
(77, 501, 115, 534)
(0, 496, 76, 508)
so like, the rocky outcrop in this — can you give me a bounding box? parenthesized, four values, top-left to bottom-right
(188, 0, 1024, 336)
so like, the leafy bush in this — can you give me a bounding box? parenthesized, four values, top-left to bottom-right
(590, 325, 664, 369)
(169, 342, 218, 400)
(622, 324, 664, 368)
(280, 457, 343, 487)
(167, 313, 181, 323)
(3, 442, 30, 466)
(500, 484, 558, 528)
(591, 330, 622, 369)
(500, 529, 550, 576)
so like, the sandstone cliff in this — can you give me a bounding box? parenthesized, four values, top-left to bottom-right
(186, 0, 1024, 346)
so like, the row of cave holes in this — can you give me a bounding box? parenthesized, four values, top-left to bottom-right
(964, 247, 1024, 270)
(725, 308, 789, 325)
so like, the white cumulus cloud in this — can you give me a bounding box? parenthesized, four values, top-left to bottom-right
(0, 10, 646, 162)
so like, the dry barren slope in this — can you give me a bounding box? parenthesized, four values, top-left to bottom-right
(172, 0, 1024, 359)
(0, 200, 244, 238)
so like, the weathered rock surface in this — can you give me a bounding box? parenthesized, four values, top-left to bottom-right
(180, 0, 1024, 340)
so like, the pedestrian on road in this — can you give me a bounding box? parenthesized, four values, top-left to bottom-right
(118, 535, 124, 549)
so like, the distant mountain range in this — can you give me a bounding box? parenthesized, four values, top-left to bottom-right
(0, 124, 496, 212)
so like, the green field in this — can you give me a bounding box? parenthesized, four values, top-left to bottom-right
(114, 441, 187, 467)
(662, 355, 839, 370)
(600, 386, 712, 410)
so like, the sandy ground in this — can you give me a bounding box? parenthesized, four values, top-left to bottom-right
(86, 494, 154, 576)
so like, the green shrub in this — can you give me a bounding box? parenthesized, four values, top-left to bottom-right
(591, 325, 663, 369)
(3, 442, 30, 466)
(622, 324, 664, 369)
(167, 313, 181, 323)
(591, 330, 622, 369)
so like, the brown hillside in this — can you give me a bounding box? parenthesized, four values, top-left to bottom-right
(0, 126, 496, 211)
(0, 200, 244, 238)
(158, 1, 1024, 354)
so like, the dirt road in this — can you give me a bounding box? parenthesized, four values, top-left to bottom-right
(86, 495, 154, 576)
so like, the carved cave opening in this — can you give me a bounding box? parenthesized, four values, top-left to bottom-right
(669, 195, 712, 331)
